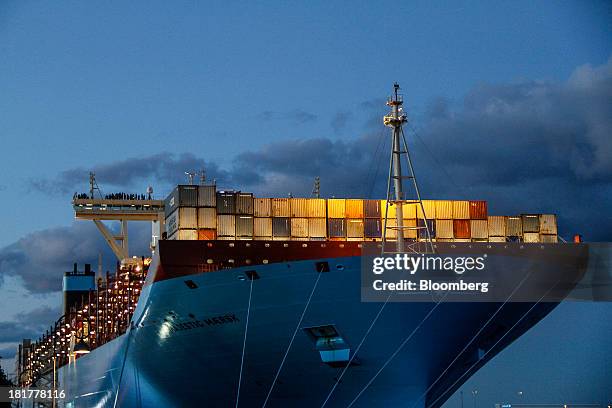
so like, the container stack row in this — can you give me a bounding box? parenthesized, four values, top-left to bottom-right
(163, 187, 558, 243)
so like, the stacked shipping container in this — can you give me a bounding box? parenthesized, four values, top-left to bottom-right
(164, 188, 559, 243)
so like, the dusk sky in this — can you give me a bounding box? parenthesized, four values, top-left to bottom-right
(0, 1, 611, 402)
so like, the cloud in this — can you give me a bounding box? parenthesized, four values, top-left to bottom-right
(29, 153, 231, 195)
(331, 111, 352, 134)
(20, 57, 612, 241)
(258, 109, 317, 124)
(0, 222, 150, 294)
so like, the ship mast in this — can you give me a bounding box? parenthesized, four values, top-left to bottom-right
(382, 83, 433, 253)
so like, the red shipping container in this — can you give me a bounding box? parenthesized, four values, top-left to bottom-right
(453, 219, 471, 238)
(469, 201, 488, 219)
(198, 229, 217, 240)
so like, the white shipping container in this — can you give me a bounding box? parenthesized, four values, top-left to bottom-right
(488, 216, 506, 237)
(254, 198, 272, 217)
(307, 199, 327, 217)
(539, 214, 557, 235)
(488, 236, 506, 243)
(522, 215, 540, 233)
(197, 185, 216, 207)
(540, 234, 558, 243)
(217, 215, 236, 237)
(308, 218, 327, 238)
(254, 218, 272, 237)
(177, 229, 198, 240)
(523, 232, 540, 243)
(347, 219, 364, 238)
(436, 220, 454, 239)
(291, 218, 309, 237)
(236, 216, 254, 237)
(452, 201, 470, 219)
(470, 220, 488, 239)
(198, 208, 216, 229)
(272, 198, 290, 217)
(506, 217, 523, 236)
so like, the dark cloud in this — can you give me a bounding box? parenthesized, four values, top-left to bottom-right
(258, 109, 317, 124)
(0, 222, 150, 294)
(0, 306, 63, 369)
(19, 57, 612, 242)
(29, 153, 231, 195)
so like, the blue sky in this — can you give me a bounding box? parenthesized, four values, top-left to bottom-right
(0, 0, 611, 396)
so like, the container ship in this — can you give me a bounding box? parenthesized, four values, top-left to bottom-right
(13, 85, 605, 408)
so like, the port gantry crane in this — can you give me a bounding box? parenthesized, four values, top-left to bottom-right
(72, 173, 165, 261)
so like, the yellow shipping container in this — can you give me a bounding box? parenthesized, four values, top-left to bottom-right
(435, 200, 453, 219)
(523, 232, 540, 243)
(384, 218, 416, 239)
(308, 218, 327, 238)
(488, 236, 506, 243)
(272, 198, 290, 217)
(347, 219, 364, 238)
(470, 220, 488, 239)
(345, 199, 364, 218)
(403, 218, 417, 239)
(380, 200, 396, 219)
(452, 201, 470, 219)
(290, 198, 309, 218)
(254, 198, 271, 217)
(402, 202, 417, 219)
(327, 199, 346, 218)
(417, 200, 436, 219)
(291, 218, 309, 237)
(307, 199, 327, 217)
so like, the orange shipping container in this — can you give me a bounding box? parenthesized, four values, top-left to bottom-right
(453, 219, 471, 239)
(198, 229, 217, 240)
(469, 201, 488, 219)
(345, 199, 364, 218)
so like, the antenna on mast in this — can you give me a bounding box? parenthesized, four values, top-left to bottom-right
(89, 172, 101, 199)
(199, 169, 206, 185)
(184, 172, 196, 185)
(312, 176, 320, 198)
(382, 83, 433, 254)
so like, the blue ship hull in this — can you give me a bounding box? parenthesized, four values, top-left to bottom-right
(51, 242, 595, 408)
